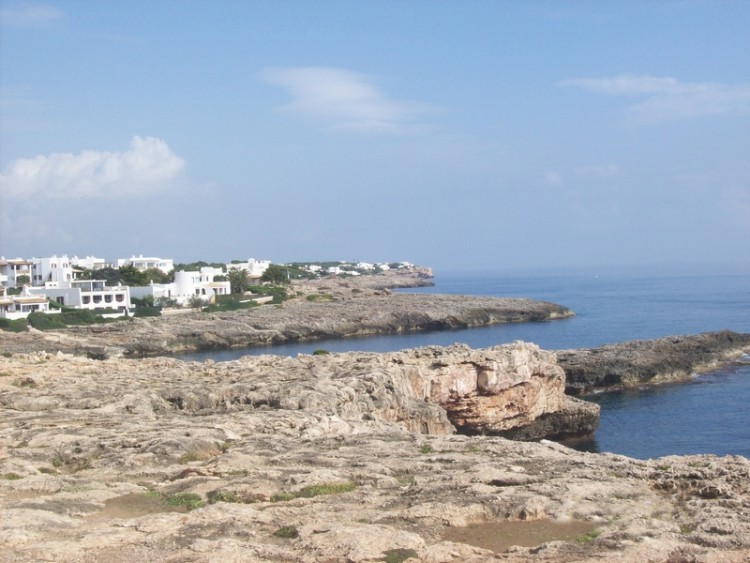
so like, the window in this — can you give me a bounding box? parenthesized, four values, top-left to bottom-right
(83, 296, 91, 304)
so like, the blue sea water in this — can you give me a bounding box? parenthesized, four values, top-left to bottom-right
(178, 263, 750, 459)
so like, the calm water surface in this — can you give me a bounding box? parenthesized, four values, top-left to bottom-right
(178, 264, 750, 459)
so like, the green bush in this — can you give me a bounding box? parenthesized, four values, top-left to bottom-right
(134, 306, 161, 317)
(273, 525, 299, 539)
(60, 309, 103, 325)
(203, 295, 257, 313)
(0, 318, 28, 332)
(27, 312, 66, 330)
(164, 492, 204, 511)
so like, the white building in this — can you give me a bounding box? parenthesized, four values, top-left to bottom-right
(0, 287, 55, 320)
(28, 280, 132, 313)
(226, 258, 270, 279)
(117, 255, 174, 274)
(0, 257, 33, 288)
(130, 267, 230, 307)
(72, 255, 109, 271)
(29, 255, 76, 287)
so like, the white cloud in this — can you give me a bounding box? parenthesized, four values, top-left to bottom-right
(1, 136, 186, 199)
(560, 74, 750, 121)
(260, 66, 431, 134)
(0, 2, 62, 27)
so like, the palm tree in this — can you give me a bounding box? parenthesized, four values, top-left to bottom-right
(228, 268, 251, 294)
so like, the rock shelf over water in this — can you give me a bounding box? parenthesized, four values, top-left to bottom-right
(2, 349, 750, 561)
(559, 330, 750, 395)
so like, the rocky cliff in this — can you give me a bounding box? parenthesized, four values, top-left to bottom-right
(2, 348, 748, 562)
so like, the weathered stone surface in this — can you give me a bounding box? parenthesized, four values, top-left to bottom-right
(1, 349, 748, 561)
(559, 330, 750, 394)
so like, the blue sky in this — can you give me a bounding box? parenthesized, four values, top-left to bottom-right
(2, 1, 749, 273)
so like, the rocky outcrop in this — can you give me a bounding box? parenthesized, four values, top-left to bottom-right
(2, 349, 748, 562)
(0, 292, 574, 358)
(559, 330, 750, 395)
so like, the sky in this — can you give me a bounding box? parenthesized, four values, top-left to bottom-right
(1, 0, 749, 273)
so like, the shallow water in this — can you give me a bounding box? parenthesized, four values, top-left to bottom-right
(441, 519, 597, 553)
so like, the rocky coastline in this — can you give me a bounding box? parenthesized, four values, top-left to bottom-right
(0, 293, 574, 359)
(2, 273, 750, 560)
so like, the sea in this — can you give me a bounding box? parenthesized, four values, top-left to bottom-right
(177, 263, 750, 460)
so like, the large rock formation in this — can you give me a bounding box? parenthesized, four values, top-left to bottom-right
(559, 330, 750, 395)
(1, 349, 748, 562)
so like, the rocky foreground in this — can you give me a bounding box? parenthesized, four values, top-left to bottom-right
(2, 345, 750, 562)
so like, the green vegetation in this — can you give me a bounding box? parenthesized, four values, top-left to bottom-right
(575, 529, 601, 543)
(419, 443, 435, 454)
(273, 525, 300, 539)
(271, 481, 356, 502)
(0, 318, 28, 332)
(203, 294, 258, 313)
(207, 490, 241, 504)
(306, 293, 334, 302)
(312, 349, 331, 355)
(228, 268, 252, 294)
(3, 472, 22, 480)
(164, 492, 204, 511)
(27, 311, 67, 330)
(261, 264, 291, 285)
(381, 548, 419, 563)
(248, 284, 288, 304)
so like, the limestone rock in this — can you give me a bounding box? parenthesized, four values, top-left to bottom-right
(1, 350, 749, 562)
(559, 330, 750, 394)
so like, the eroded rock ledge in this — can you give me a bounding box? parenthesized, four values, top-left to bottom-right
(1, 348, 748, 562)
(559, 330, 750, 395)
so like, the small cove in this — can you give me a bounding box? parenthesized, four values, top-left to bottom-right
(176, 265, 750, 459)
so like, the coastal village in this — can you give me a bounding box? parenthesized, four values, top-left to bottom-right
(0, 254, 419, 321)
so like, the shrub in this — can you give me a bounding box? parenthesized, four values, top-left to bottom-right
(60, 309, 104, 325)
(0, 318, 28, 332)
(273, 525, 299, 539)
(134, 306, 161, 317)
(312, 349, 331, 355)
(269, 483, 359, 503)
(165, 492, 204, 511)
(27, 312, 66, 330)
(382, 548, 419, 563)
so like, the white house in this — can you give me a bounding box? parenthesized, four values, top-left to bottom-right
(29, 255, 76, 287)
(28, 280, 132, 313)
(0, 286, 55, 320)
(0, 257, 33, 288)
(117, 255, 174, 274)
(130, 267, 230, 307)
(72, 255, 109, 271)
(226, 258, 270, 279)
